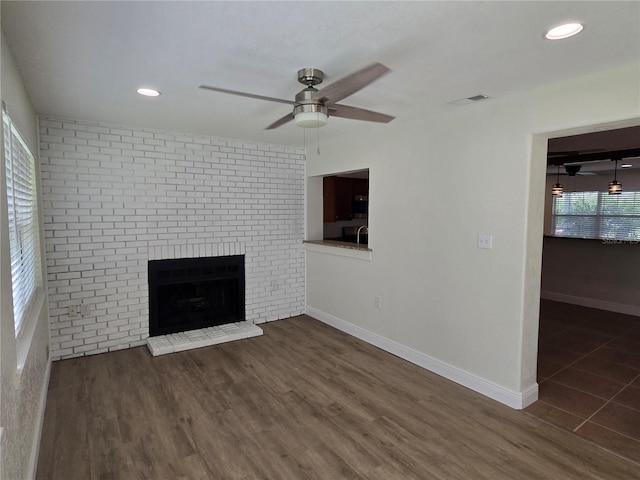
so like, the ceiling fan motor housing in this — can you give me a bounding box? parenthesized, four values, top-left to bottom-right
(297, 68, 324, 86)
(564, 165, 582, 176)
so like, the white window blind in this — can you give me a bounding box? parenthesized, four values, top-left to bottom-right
(552, 191, 640, 241)
(3, 111, 41, 335)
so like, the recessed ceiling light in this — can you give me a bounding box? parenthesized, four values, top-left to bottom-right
(137, 88, 161, 97)
(545, 23, 584, 40)
(621, 163, 632, 168)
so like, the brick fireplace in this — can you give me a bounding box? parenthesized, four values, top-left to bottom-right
(39, 116, 305, 360)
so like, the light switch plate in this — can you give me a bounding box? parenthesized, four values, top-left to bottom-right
(477, 234, 493, 249)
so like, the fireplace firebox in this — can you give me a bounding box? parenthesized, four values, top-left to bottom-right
(148, 255, 245, 337)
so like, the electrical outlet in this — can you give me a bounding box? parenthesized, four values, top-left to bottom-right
(68, 305, 78, 317)
(81, 304, 90, 316)
(375, 295, 382, 309)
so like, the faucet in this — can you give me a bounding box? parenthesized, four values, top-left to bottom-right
(356, 225, 368, 248)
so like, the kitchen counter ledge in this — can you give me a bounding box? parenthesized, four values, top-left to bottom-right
(303, 240, 372, 261)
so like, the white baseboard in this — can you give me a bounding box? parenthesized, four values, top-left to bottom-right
(27, 357, 52, 480)
(0, 427, 4, 480)
(306, 306, 537, 410)
(541, 291, 640, 317)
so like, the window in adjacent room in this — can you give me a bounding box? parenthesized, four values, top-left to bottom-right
(3, 109, 43, 335)
(552, 190, 640, 241)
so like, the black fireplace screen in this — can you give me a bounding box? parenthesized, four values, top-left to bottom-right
(148, 255, 245, 337)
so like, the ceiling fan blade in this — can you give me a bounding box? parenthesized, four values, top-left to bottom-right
(265, 112, 294, 130)
(199, 85, 295, 105)
(329, 104, 394, 123)
(312, 62, 391, 105)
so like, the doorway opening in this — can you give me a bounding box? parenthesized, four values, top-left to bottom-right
(526, 124, 640, 463)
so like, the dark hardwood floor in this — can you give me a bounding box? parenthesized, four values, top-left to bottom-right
(37, 315, 639, 479)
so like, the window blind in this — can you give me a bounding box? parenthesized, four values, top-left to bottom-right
(3, 111, 41, 335)
(552, 191, 640, 241)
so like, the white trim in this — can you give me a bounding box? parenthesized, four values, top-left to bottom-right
(306, 306, 538, 410)
(15, 290, 46, 373)
(541, 291, 640, 317)
(0, 427, 4, 480)
(520, 383, 539, 408)
(26, 356, 51, 480)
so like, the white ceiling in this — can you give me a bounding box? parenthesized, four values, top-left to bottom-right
(2, 1, 639, 148)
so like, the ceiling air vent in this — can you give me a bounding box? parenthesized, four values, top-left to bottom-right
(448, 94, 491, 106)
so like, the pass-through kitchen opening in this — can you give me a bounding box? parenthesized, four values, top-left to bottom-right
(322, 169, 369, 246)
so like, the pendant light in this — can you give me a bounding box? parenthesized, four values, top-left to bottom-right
(608, 158, 622, 195)
(551, 165, 564, 196)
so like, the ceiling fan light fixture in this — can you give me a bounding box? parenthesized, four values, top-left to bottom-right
(545, 22, 584, 40)
(294, 104, 328, 128)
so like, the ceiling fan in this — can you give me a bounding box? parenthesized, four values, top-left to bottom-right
(560, 165, 596, 176)
(199, 62, 395, 130)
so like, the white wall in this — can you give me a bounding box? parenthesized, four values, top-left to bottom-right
(541, 168, 640, 316)
(541, 237, 640, 316)
(39, 117, 305, 360)
(305, 62, 640, 407)
(1, 30, 51, 479)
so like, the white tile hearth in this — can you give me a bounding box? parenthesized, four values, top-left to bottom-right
(146, 322, 263, 356)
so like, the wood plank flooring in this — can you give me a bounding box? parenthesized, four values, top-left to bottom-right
(37, 315, 640, 479)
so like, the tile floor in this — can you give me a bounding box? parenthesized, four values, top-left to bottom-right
(526, 299, 640, 464)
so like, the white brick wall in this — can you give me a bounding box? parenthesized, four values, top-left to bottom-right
(39, 117, 305, 360)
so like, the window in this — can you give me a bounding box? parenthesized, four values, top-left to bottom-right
(3, 110, 42, 335)
(552, 190, 640, 241)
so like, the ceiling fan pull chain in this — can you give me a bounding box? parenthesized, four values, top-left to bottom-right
(302, 127, 307, 160)
(317, 124, 321, 155)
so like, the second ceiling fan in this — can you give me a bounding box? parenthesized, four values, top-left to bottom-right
(200, 62, 395, 130)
